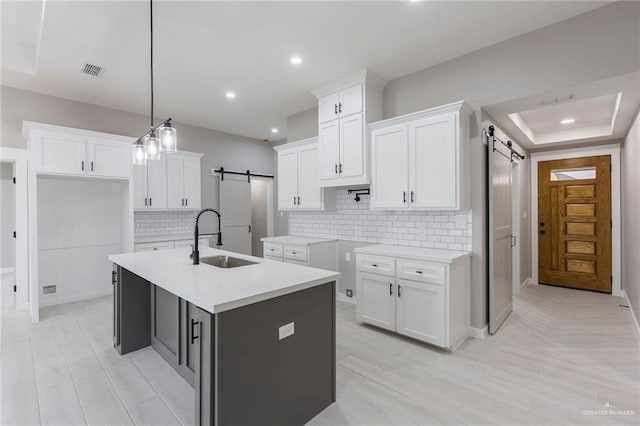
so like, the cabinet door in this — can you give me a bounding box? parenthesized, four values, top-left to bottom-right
(191, 304, 214, 426)
(297, 144, 322, 210)
(182, 156, 201, 209)
(319, 121, 341, 181)
(166, 155, 184, 209)
(396, 279, 446, 346)
(339, 113, 364, 179)
(277, 149, 298, 210)
(356, 272, 395, 331)
(339, 84, 363, 118)
(147, 154, 168, 209)
(409, 113, 457, 209)
(133, 163, 148, 210)
(371, 124, 409, 209)
(318, 93, 340, 124)
(86, 138, 132, 178)
(33, 132, 86, 175)
(151, 286, 179, 360)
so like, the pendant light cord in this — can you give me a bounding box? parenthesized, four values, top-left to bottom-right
(150, 0, 154, 132)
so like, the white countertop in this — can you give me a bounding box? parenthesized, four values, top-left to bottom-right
(109, 247, 340, 314)
(261, 236, 336, 246)
(135, 234, 209, 244)
(354, 244, 471, 263)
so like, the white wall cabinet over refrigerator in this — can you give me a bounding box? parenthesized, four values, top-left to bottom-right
(355, 245, 471, 351)
(274, 138, 335, 211)
(370, 101, 472, 211)
(311, 69, 386, 188)
(28, 126, 132, 179)
(167, 153, 203, 210)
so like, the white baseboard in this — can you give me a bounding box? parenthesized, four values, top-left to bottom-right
(336, 292, 356, 305)
(39, 290, 112, 308)
(521, 277, 531, 288)
(622, 290, 640, 341)
(468, 325, 488, 340)
(0, 267, 14, 274)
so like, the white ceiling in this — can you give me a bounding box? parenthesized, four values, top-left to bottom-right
(1, 1, 609, 141)
(485, 72, 639, 150)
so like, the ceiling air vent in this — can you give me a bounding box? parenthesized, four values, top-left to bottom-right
(81, 63, 105, 77)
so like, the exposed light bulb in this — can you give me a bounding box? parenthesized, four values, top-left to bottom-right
(271, 128, 279, 133)
(132, 140, 147, 165)
(158, 124, 177, 153)
(144, 133, 161, 160)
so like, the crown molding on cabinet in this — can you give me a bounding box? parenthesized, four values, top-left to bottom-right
(273, 137, 318, 152)
(311, 68, 387, 99)
(368, 100, 474, 131)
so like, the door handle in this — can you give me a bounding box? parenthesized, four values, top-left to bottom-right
(293, 196, 297, 205)
(144, 197, 148, 206)
(190, 319, 199, 344)
(389, 283, 393, 296)
(81, 160, 84, 171)
(149, 198, 152, 206)
(511, 235, 517, 247)
(339, 163, 342, 174)
(248, 225, 252, 233)
(540, 230, 545, 235)
(334, 104, 338, 114)
(181, 198, 184, 206)
(297, 196, 301, 205)
(339, 102, 342, 113)
(90, 161, 94, 172)
(403, 191, 407, 203)
(410, 191, 415, 203)
(185, 198, 188, 206)
(398, 285, 402, 297)
(335, 164, 338, 174)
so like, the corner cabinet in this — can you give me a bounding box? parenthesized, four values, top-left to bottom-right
(27, 125, 133, 179)
(274, 138, 335, 211)
(370, 101, 473, 211)
(311, 69, 386, 188)
(355, 246, 471, 351)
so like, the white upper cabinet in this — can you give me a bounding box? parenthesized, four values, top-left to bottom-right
(311, 69, 386, 188)
(135, 154, 168, 210)
(369, 101, 472, 211)
(26, 124, 133, 179)
(86, 137, 132, 178)
(371, 124, 409, 209)
(274, 138, 334, 211)
(166, 153, 202, 210)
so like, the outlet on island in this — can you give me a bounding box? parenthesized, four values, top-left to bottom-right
(278, 321, 295, 340)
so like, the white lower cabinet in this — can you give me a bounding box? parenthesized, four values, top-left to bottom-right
(355, 246, 470, 351)
(357, 273, 396, 331)
(134, 237, 209, 253)
(260, 237, 337, 272)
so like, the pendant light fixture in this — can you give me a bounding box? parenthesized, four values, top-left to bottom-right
(132, 0, 177, 165)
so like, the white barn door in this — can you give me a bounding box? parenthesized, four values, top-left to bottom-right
(219, 175, 252, 255)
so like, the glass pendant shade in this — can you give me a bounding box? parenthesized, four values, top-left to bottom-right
(158, 124, 177, 153)
(144, 133, 161, 160)
(132, 140, 147, 165)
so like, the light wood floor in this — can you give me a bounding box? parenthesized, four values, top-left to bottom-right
(1, 281, 638, 425)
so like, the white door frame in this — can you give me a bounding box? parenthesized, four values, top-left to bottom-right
(511, 160, 521, 296)
(0, 147, 33, 319)
(530, 144, 621, 296)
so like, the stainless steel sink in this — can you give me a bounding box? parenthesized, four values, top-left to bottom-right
(199, 255, 258, 268)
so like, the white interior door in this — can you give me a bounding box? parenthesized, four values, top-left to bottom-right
(488, 130, 513, 335)
(219, 175, 252, 255)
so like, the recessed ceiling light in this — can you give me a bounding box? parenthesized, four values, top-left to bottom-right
(271, 128, 279, 134)
(560, 118, 575, 124)
(290, 56, 302, 65)
(225, 91, 236, 99)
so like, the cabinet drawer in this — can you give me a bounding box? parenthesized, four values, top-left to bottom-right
(284, 245, 307, 262)
(134, 241, 175, 252)
(397, 260, 445, 285)
(263, 243, 283, 259)
(357, 255, 395, 277)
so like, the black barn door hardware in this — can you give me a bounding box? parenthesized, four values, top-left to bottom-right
(488, 125, 525, 162)
(215, 167, 274, 183)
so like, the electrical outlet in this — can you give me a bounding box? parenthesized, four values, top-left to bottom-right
(346, 289, 353, 298)
(345, 252, 351, 262)
(43, 285, 56, 294)
(278, 322, 295, 340)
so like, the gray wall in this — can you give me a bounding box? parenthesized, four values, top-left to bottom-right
(284, 2, 640, 329)
(1, 86, 276, 234)
(0, 162, 14, 269)
(622, 111, 640, 328)
(250, 180, 268, 257)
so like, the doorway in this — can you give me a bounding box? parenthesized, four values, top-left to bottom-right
(218, 175, 273, 256)
(538, 155, 612, 293)
(1, 162, 16, 310)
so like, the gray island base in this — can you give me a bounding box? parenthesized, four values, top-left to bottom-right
(110, 248, 339, 426)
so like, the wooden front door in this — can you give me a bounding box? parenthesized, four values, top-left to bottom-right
(538, 155, 611, 293)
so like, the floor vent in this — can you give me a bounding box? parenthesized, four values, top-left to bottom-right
(81, 63, 105, 77)
(43, 285, 57, 294)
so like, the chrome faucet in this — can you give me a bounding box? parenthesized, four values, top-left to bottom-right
(191, 208, 223, 265)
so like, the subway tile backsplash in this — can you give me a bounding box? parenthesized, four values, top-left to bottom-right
(290, 189, 472, 251)
(134, 211, 197, 237)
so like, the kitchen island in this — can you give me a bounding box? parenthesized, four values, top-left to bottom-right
(109, 247, 340, 426)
